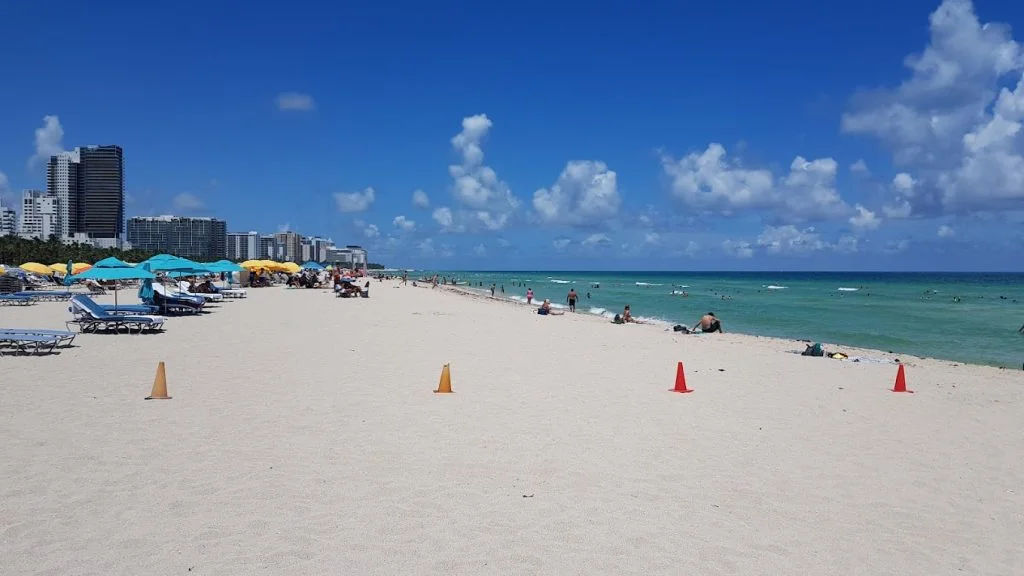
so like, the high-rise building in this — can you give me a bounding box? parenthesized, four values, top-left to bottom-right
(272, 231, 303, 263)
(77, 145, 124, 240)
(19, 190, 60, 239)
(0, 201, 16, 236)
(226, 231, 259, 261)
(127, 216, 227, 260)
(46, 149, 80, 237)
(259, 234, 276, 259)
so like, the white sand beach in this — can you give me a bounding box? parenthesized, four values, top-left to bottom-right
(1, 281, 1022, 575)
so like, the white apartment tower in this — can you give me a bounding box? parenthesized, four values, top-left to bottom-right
(46, 149, 80, 238)
(0, 201, 16, 236)
(226, 231, 259, 261)
(19, 190, 60, 239)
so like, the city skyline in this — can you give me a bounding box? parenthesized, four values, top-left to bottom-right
(1, 0, 1023, 271)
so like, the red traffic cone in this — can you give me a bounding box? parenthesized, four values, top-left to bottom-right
(669, 361, 693, 393)
(892, 363, 913, 393)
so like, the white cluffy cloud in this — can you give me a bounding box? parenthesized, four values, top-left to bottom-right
(842, 0, 1024, 215)
(334, 187, 375, 212)
(412, 189, 430, 209)
(661, 143, 849, 223)
(172, 192, 204, 212)
(581, 233, 612, 248)
(849, 204, 881, 231)
(363, 224, 380, 239)
(849, 159, 870, 175)
(532, 160, 621, 226)
(722, 240, 754, 259)
(29, 115, 65, 167)
(392, 215, 415, 231)
(276, 92, 315, 111)
(751, 225, 858, 256)
(938, 224, 956, 238)
(434, 114, 520, 232)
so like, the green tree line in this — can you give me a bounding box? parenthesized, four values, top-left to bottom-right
(0, 235, 156, 268)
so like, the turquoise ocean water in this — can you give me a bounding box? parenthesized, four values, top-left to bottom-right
(420, 271, 1024, 368)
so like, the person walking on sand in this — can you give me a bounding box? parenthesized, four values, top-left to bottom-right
(526, 288, 534, 305)
(566, 288, 578, 312)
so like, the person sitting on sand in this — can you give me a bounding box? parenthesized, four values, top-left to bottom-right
(622, 304, 636, 323)
(693, 312, 723, 333)
(537, 299, 564, 316)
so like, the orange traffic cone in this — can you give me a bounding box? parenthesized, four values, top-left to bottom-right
(892, 363, 912, 393)
(434, 363, 453, 394)
(145, 361, 172, 400)
(669, 361, 693, 393)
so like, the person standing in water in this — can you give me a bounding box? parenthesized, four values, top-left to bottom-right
(490, 284, 496, 297)
(526, 287, 534, 305)
(566, 288, 578, 312)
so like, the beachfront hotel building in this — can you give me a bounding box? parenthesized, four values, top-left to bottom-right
(0, 201, 18, 236)
(77, 145, 125, 241)
(324, 245, 368, 269)
(226, 231, 260, 261)
(127, 216, 227, 261)
(18, 190, 60, 239)
(45, 144, 126, 246)
(46, 149, 80, 237)
(273, 231, 303, 263)
(301, 236, 333, 263)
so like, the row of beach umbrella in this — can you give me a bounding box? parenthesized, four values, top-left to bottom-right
(4, 257, 331, 279)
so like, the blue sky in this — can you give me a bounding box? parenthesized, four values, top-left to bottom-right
(2, 0, 1024, 271)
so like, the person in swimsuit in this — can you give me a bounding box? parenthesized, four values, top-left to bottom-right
(526, 288, 534, 305)
(693, 312, 723, 333)
(537, 299, 564, 316)
(622, 305, 635, 323)
(566, 289, 578, 312)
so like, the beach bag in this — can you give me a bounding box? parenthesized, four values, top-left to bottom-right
(802, 343, 824, 357)
(673, 324, 691, 333)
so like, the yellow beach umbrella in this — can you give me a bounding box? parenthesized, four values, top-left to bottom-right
(279, 262, 301, 274)
(50, 263, 69, 274)
(239, 260, 267, 270)
(73, 262, 92, 274)
(20, 262, 52, 275)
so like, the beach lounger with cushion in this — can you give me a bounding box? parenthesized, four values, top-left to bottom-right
(212, 286, 247, 298)
(0, 332, 62, 355)
(14, 290, 74, 302)
(145, 290, 203, 315)
(0, 328, 76, 348)
(174, 282, 223, 303)
(99, 304, 160, 315)
(0, 294, 34, 306)
(66, 295, 167, 334)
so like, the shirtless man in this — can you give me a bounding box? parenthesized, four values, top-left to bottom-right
(693, 312, 722, 333)
(566, 288, 578, 312)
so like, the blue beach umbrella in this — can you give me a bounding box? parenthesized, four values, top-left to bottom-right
(137, 263, 155, 302)
(202, 260, 245, 287)
(142, 254, 208, 273)
(93, 256, 132, 268)
(72, 263, 155, 307)
(300, 261, 324, 271)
